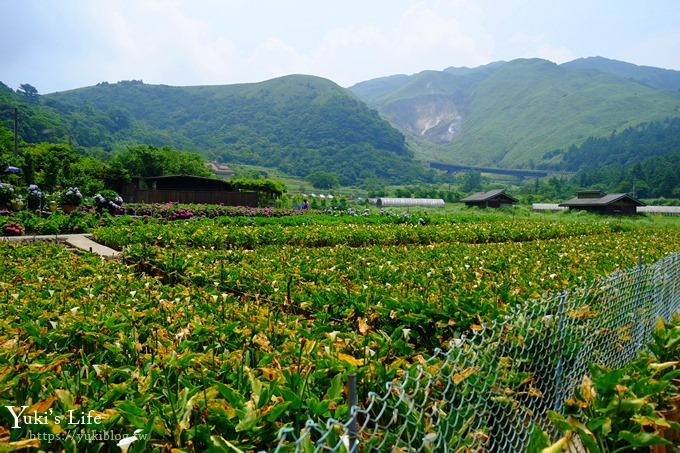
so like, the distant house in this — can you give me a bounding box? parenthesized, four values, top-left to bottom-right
(559, 190, 645, 215)
(206, 162, 234, 179)
(461, 189, 518, 208)
(121, 175, 258, 206)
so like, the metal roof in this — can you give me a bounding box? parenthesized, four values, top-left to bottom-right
(142, 174, 225, 183)
(460, 189, 518, 202)
(376, 198, 445, 207)
(637, 206, 680, 214)
(532, 203, 567, 211)
(559, 193, 645, 207)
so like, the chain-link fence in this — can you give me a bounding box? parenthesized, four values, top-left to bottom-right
(273, 251, 680, 452)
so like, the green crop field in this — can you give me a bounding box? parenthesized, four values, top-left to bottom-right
(1, 210, 679, 451)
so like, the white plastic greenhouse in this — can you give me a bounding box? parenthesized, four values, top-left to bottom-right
(375, 198, 445, 208)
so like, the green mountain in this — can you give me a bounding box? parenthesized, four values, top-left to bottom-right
(350, 57, 680, 168)
(562, 57, 680, 92)
(4, 57, 680, 186)
(1, 76, 431, 186)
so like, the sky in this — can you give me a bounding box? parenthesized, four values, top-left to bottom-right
(2, 0, 679, 94)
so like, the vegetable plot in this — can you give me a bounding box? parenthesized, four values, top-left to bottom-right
(0, 218, 678, 451)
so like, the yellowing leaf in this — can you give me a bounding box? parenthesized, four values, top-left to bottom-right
(358, 317, 370, 334)
(337, 353, 364, 367)
(258, 367, 280, 380)
(655, 317, 665, 332)
(632, 414, 670, 428)
(580, 376, 596, 403)
(48, 419, 64, 435)
(452, 367, 477, 385)
(55, 389, 76, 410)
(27, 396, 57, 414)
(541, 436, 568, 453)
(251, 333, 271, 351)
(7, 439, 41, 450)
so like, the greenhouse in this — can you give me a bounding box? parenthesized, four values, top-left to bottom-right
(375, 197, 445, 208)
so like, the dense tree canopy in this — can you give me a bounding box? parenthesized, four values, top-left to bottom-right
(575, 149, 680, 198)
(305, 171, 340, 189)
(542, 118, 680, 171)
(112, 145, 213, 178)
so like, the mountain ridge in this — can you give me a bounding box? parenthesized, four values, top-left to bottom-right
(350, 56, 680, 168)
(2, 56, 680, 185)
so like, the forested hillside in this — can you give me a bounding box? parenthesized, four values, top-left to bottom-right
(544, 117, 680, 171)
(575, 149, 680, 198)
(43, 77, 430, 185)
(1, 77, 433, 186)
(559, 119, 680, 198)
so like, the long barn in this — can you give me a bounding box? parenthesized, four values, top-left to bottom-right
(375, 198, 445, 208)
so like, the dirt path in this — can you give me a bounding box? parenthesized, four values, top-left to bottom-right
(1, 233, 120, 259)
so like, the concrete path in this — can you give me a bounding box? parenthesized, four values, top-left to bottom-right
(1, 233, 120, 259)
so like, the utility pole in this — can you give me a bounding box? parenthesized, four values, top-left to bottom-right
(13, 107, 18, 157)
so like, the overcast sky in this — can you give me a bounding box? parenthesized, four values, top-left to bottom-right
(2, 0, 679, 94)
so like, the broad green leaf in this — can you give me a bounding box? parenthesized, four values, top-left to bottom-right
(327, 373, 343, 400)
(618, 430, 671, 447)
(210, 435, 245, 453)
(547, 411, 572, 433)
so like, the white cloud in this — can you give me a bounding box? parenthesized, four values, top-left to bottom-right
(2, 0, 678, 93)
(246, 37, 308, 81)
(395, 0, 490, 58)
(310, 0, 495, 85)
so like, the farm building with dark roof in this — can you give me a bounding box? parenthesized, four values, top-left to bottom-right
(559, 190, 645, 215)
(121, 175, 260, 206)
(461, 189, 518, 208)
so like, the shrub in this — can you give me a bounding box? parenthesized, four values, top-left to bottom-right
(93, 190, 124, 214)
(2, 222, 23, 236)
(59, 187, 83, 206)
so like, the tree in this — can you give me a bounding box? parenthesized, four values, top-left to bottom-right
(362, 176, 387, 197)
(17, 84, 39, 100)
(462, 172, 482, 192)
(306, 171, 339, 189)
(70, 157, 130, 195)
(112, 145, 213, 178)
(22, 143, 77, 191)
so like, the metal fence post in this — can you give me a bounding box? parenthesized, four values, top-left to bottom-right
(633, 255, 644, 352)
(553, 292, 567, 412)
(347, 373, 357, 452)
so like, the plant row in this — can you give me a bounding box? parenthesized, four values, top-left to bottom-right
(94, 217, 629, 250)
(121, 229, 680, 346)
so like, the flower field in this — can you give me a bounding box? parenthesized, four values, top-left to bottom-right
(1, 213, 679, 451)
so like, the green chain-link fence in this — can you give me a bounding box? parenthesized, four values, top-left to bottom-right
(273, 251, 680, 452)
